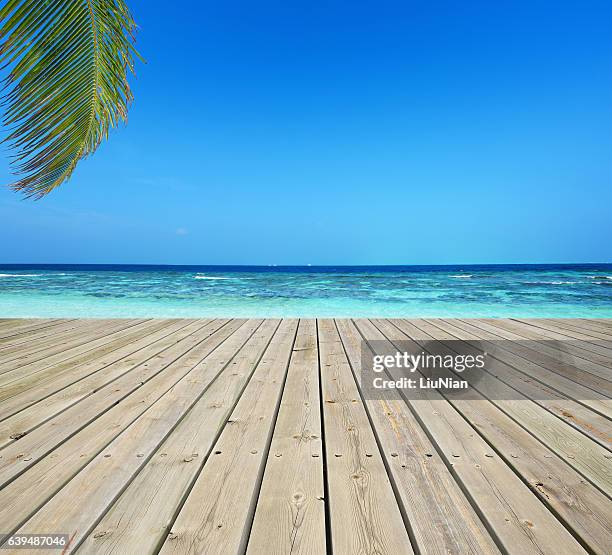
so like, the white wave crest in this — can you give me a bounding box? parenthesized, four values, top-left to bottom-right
(0, 273, 40, 278)
(194, 275, 233, 280)
(450, 274, 472, 279)
(526, 281, 576, 285)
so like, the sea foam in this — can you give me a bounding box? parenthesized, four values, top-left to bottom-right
(194, 275, 233, 280)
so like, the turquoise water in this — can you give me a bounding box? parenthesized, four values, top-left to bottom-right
(0, 264, 610, 318)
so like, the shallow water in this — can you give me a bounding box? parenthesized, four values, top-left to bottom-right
(0, 264, 610, 318)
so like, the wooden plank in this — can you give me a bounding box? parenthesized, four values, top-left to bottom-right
(0, 319, 69, 343)
(411, 319, 612, 496)
(354, 318, 586, 554)
(0, 319, 186, 420)
(158, 319, 299, 555)
(465, 319, 612, 397)
(373, 319, 612, 555)
(0, 319, 246, 537)
(80, 320, 280, 555)
(531, 319, 612, 342)
(513, 320, 612, 362)
(247, 319, 326, 555)
(574, 319, 612, 335)
(0, 319, 165, 385)
(436, 319, 612, 447)
(0, 320, 195, 446)
(457, 319, 612, 405)
(0, 319, 146, 383)
(0, 319, 64, 340)
(0, 318, 608, 554)
(0, 319, 234, 488)
(317, 319, 414, 555)
(0, 321, 154, 394)
(0, 319, 95, 354)
(0, 320, 190, 419)
(0, 319, 140, 369)
(485, 319, 612, 372)
(335, 319, 500, 554)
(541, 319, 612, 341)
(12, 320, 271, 551)
(574, 318, 612, 335)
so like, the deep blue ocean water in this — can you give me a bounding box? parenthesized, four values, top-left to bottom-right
(0, 264, 610, 318)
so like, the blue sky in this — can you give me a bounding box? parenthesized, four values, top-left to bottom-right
(1, 0, 611, 265)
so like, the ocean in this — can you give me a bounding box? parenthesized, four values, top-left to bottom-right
(0, 264, 610, 318)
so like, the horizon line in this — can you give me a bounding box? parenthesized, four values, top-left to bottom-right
(0, 262, 610, 268)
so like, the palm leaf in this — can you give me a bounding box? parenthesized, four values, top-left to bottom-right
(0, 0, 140, 198)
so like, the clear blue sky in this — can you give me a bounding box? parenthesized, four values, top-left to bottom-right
(1, 0, 611, 265)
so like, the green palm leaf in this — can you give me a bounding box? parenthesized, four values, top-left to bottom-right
(0, 0, 140, 198)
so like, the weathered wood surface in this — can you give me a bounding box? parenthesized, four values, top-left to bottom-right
(0, 318, 609, 554)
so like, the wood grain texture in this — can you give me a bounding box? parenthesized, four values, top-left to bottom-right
(0, 319, 63, 340)
(466, 319, 612, 396)
(0, 320, 242, 536)
(434, 319, 612, 445)
(0, 319, 194, 430)
(0, 319, 143, 376)
(379, 319, 612, 554)
(0, 319, 609, 555)
(318, 318, 414, 555)
(483, 319, 612, 372)
(79, 320, 279, 554)
(336, 318, 500, 554)
(159, 319, 299, 555)
(0, 320, 233, 488)
(513, 320, 612, 364)
(412, 319, 612, 496)
(247, 319, 326, 555)
(355, 318, 587, 554)
(16, 320, 267, 550)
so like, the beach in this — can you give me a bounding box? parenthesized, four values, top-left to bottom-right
(1, 263, 611, 318)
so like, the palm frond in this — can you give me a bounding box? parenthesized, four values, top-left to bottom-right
(0, 0, 140, 198)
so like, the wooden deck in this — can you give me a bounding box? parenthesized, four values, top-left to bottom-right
(0, 318, 610, 554)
